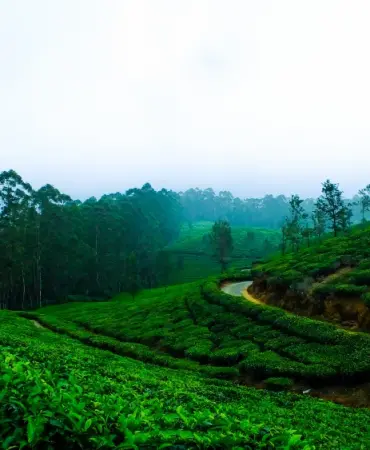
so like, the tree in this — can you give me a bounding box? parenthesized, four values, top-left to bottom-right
(284, 195, 306, 252)
(126, 252, 141, 299)
(358, 185, 370, 223)
(0, 170, 184, 310)
(156, 250, 172, 290)
(280, 219, 288, 255)
(338, 202, 353, 232)
(315, 180, 351, 237)
(312, 207, 326, 242)
(301, 224, 313, 247)
(207, 220, 233, 272)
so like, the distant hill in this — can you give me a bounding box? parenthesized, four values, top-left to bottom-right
(164, 221, 281, 284)
(250, 224, 370, 330)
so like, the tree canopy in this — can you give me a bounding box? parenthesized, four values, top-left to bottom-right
(0, 171, 182, 309)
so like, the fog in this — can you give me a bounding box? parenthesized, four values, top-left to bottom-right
(1, 0, 370, 199)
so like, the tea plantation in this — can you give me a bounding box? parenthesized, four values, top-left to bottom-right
(252, 224, 370, 299)
(2, 261, 370, 447)
(26, 278, 370, 384)
(1, 309, 370, 449)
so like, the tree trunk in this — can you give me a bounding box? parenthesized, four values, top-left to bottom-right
(21, 264, 25, 310)
(95, 224, 100, 288)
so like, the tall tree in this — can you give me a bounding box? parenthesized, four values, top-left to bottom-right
(358, 185, 370, 223)
(284, 195, 306, 252)
(315, 180, 350, 237)
(126, 252, 141, 299)
(207, 220, 233, 272)
(312, 207, 326, 242)
(0, 171, 184, 310)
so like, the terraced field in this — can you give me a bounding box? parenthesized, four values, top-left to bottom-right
(2, 307, 370, 449)
(23, 276, 370, 392)
(3, 245, 370, 448)
(250, 224, 370, 330)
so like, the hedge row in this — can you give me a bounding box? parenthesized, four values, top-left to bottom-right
(19, 312, 238, 380)
(202, 280, 370, 382)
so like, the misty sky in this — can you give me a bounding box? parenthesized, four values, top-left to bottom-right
(2, 1, 370, 200)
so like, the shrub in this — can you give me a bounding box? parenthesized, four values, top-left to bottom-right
(348, 269, 370, 286)
(313, 283, 368, 298)
(332, 284, 368, 297)
(362, 293, 370, 308)
(264, 377, 294, 391)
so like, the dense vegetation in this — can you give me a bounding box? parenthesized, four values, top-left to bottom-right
(0, 171, 284, 309)
(0, 170, 183, 309)
(3, 171, 370, 448)
(180, 186, 369, 229)
(2, 310, 370, 448)
(2, 170, 369, 309)
(23, 277, 370, 385)
(252, 224, 370, 314)
(164, 222, 280, 283)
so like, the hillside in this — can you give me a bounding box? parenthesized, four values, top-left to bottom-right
(3, 271, 370, 447)
(164, 221, 280, 284)
(250, 225, 370, 330)
(3, 310, 370, 449)
(23, 276, 370, 390)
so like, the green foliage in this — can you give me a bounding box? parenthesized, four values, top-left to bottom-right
(202, 279, 370, 381)
(264, 377, 294, 390)
(1, 312, 370, 448)
(0, 170, 184, 309)
(316, 179, 351, 237)
(165, 221, 280, 283)
(358, 184, 370, 222)
(207, 219, 234, 272)
(362, 292, 370, 308)
(255, 225, 370, 303)
(25, 278, 370, 386)
(312, 283, 368, 298)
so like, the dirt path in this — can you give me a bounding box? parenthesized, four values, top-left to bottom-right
(241, 287, 265, 305)
(221, 281, 253, 296)
(221, 281, 264, 305)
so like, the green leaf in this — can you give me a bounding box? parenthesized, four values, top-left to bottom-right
(84, 418, 93, 431)
(27, 418, 35, 444)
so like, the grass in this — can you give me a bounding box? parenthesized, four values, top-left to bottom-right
(164, 221, 281, 283)
(1, 310, 370, 448)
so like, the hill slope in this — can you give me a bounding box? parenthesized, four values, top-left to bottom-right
(23, 277, 370, 400)
(164, 221, 280, 284)
(250, 225, 370, 330)
(3, 306, 370, 449)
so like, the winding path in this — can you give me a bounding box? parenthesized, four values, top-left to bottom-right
(221, 281, 265, 305)
(221, 281, 252, 296)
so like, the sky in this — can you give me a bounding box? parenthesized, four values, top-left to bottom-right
(1, 0, 370, 200)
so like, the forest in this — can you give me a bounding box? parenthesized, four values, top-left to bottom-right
(1, 169, 370, 310)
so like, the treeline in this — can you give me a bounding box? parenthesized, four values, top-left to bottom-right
(2, 169, 369, 309)
(0, 170, 182, 309)
(180, 187, 367, 229)
(281, 180, 370, 253)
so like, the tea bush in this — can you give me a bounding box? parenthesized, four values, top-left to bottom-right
(26, 278, 370, 385)
(264, 377, 294, 391)
(253, 225, 370, 302)
(1, 312, 370, 448)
